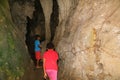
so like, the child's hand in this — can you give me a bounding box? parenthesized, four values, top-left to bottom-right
(44, 73, 47, 79)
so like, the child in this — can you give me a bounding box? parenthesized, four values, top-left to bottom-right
(43, 42, 59, 80)
(34, 35, 41, 68)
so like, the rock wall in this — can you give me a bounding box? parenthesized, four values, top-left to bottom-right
(40, 0, 53, 42)
(0, 0, 32, 80)
(2, 0, 120, 80)
(9, 0, 35, 41)
(55, 0, 120, 80)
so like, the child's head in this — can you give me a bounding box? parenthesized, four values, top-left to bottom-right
(35, 35, 40, 40)
(46, 42, 54, 49)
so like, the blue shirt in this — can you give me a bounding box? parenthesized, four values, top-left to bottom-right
(34, 40, 41, 51)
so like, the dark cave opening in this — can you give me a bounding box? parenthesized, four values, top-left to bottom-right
(50, 0, 59, 41)
(9, 0, 59, 66)
(25, 16, 36, 65)
(25, 0, 59, 66)
(25, 0, 45, 66)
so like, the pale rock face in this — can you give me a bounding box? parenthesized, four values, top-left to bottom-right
(40, 0, 53, 42)
(54, 0, 120, 80)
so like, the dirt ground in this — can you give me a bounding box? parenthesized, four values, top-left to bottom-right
(22, 61, 45, 80)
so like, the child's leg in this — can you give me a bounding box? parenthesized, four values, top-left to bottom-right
(36, 59, 39, 67)
(46, 70, 57, 80)
(35, 51, 41, 67)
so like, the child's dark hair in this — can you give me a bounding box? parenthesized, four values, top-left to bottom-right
(35, 34, 40, 39)
(46, 42, 54, 49)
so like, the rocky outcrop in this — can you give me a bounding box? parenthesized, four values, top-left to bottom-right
(0, 0, 32, 80)
(40, 0, 53, 42)
(9, 0, 35, 41)
(55, 0, 120, 80)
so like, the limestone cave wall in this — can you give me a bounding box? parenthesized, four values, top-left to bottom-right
(1, 0, 120, 80)
(55, 0, 120, 80)
(0, 0, 32, 80)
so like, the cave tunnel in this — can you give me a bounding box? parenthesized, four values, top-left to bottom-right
(1, 0, 120, 80)
(25, 0, 59, 67)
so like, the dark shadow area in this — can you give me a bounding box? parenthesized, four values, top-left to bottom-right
(25, 0, 59, 66)
(25, 0, 45, 66)
(50, 0, 59, 41)
(33, 0, 45, 42)
(25, 16, 36, 66)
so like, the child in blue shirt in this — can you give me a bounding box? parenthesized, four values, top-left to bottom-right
(34, 35, 41, 68)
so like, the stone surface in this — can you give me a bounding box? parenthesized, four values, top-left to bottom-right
(40, 0, 53, 42)
(0, 0, 33, 80)
(54, 0, 120, 80)
(9, 0, 35, 41)
(2, 0, 120, 80)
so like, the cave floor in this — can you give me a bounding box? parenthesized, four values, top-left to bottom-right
(22, 61, 45, 80)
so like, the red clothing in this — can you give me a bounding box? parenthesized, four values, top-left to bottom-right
(43, 49, 58, 70)
(35, 51, 41, 60)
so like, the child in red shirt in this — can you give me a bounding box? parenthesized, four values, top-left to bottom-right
(43, 42, 59, 80)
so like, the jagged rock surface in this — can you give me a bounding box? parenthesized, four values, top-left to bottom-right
(54, 0, 120, 80)
(1, 0, 120, 80)
(40, 0, 53, 42)
(0, 0, 33, 80)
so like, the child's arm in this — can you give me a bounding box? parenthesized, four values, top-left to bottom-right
(39, 44, 42, 48)
(43, 58, 47, 79)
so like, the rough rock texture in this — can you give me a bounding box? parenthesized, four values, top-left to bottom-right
(9, 0, 35, 41)
(40, 0, 53, 42)
(50, 0, 59, 41)
(54, 0, 120, 80)
(0, 0, 33, 80)
(2, 0, 120, 80)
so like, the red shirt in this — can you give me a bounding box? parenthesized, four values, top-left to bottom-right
(43, 49, 58, 70)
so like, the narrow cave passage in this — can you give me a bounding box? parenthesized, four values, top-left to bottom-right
(3, 0, 120, 80)
(8, 0, 59, 79)
(25, 0, 59, 66)
(24, 0, 59, 79)
(50, 0, 59, 41)
(25, 0, 45, 66)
